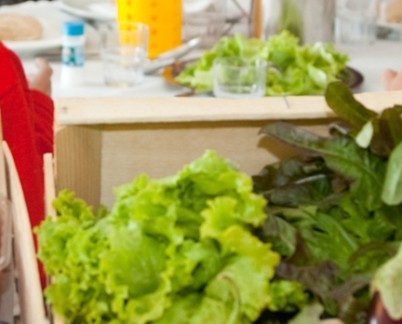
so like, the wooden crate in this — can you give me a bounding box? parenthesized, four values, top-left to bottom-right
(54, 92, 402, 208)
(48, 92, 402, 323)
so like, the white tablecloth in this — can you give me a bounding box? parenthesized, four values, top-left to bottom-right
(23, 40, 398, 99)
(9, 1, 402, 98)
(336, 41, 402, 93)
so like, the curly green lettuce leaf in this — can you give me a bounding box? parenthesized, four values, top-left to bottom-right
(176, 34, 265, 93)
(382, 141, 402, 205)
(267, 280, 309, 313)
(288, 303, 323, 324)
(175, 31, 348, 96)
(36, 150, 288, 323)
(371, 242, 402, 320)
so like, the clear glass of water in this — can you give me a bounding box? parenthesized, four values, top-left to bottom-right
(101, 21, 149, 87)
(213, 57, 267, 98)
(335, 0, 380, 45)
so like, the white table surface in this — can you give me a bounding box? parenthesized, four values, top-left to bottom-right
(9, 1, 402, 98)
(22, 39, 399, 99)
(336, 41, 402, 93)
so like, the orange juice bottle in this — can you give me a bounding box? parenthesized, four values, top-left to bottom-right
(116, 0, 182, 58)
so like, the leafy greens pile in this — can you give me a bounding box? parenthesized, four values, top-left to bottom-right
(176, 31, 348, 96)
(36, 151, 308, 324)
(253, 81, 402, 323)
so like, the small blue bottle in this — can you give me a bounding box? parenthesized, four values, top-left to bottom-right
(60, 21, 85, 86)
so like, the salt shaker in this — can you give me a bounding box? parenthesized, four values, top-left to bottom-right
(60, 21, 85, 86)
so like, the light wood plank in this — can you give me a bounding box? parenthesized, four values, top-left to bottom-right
(3, 142, 46, 324)
(55, 126, 102, 208)
(0, 118, 7, 198)
(54, 91, 402, 126)
(44, 153, 56, 220)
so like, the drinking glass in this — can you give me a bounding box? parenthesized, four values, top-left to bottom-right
(100, 21, 149, 87)
(335, 0, 380, 45)
(213, 57, 267, 98)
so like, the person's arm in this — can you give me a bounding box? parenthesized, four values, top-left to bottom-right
(29, 58, 54, 154)
(0, 42, 54, 221)
(0, 42, 54, 288)
(5, 47, 55, 155)
(28, 57, 52, 96)
(383, 68, 402, 91)
(30, 90, 54, 154)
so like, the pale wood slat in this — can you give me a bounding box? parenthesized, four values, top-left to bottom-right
(3, 142, 46, 324)
(54, 91, 402, 126)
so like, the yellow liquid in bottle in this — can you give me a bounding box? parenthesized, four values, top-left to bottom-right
(116, 0, 182, 58)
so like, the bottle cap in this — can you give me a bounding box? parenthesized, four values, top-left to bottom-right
(63, 21, 85, 36)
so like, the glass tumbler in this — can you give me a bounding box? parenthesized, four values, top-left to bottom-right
(101, 21, 149, 87)
(335, 0, 380, 45)
(213, 57, 267, 98)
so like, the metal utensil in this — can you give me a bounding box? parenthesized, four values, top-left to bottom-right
(155, 37, 201, 61)
(37, 37, 202, 75)
(144, 37, 201, 74)
(144, 57, 176, 74)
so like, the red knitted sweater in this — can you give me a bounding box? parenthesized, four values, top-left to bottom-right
(0, 42, 54, 286)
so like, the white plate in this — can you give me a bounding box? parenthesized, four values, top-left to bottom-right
(59, 0, 116, 21)
(0, 3, 63, 55)
(4, 17, 62, 54)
